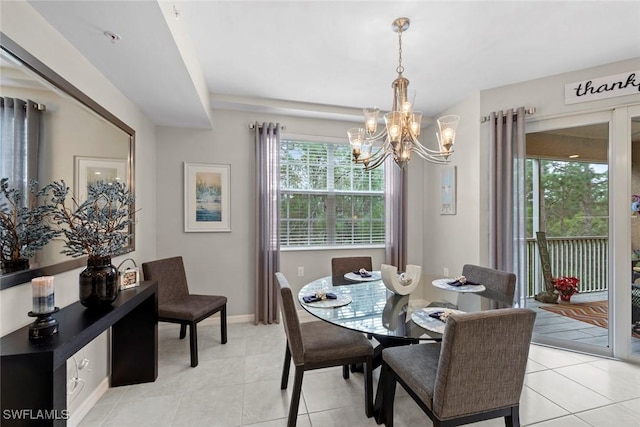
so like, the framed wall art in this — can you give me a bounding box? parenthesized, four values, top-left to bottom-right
(184, 162, 231, 232)
(440, 165, 456, 215)
(74, 156, 127, 201)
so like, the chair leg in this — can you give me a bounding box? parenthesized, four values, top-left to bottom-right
(179, 324, 187, 339)
(376, 362, 396, 427)
(281, 342, 292, 389)
(287, 367, 304, 427)
(505, 406, 520, 427)
(342, 365, 350, 379)
(364, 356, 373, 418)
(189, 322, 198, 367)
(220, 305, 228, 344)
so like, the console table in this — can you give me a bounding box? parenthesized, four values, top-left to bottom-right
(1, 281, 158, 426)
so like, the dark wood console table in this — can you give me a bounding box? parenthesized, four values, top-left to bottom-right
(1, 281, 158, 426)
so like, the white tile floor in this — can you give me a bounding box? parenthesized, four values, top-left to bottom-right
(78, 320, 640, 427)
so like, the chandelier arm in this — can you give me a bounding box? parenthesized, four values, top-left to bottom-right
(363, 151, 392, 170)
(413, 143, 455, 156)
(408, 135, 455, 157)
(364, 129, 388, 143)
(412, 150, 451, 165)
(353, 142, 386, 166)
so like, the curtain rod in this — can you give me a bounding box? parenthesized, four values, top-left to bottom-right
(480, 107, 535, 123)
(248, 123, 286, 130)
(1, 101, 46, 111)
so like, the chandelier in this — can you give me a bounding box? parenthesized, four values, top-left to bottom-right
(347, 17, 460, 170)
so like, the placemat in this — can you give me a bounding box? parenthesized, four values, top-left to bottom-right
(300, 293, 353, 308)
(344, 271, 381, 282)
(411, 307, 465, 334)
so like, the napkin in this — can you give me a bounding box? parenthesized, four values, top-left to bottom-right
(352, 269, 372, 278)
(303, 292, 338, 303)
(447, 279, 480, 287)
(428, 311, 445, 322)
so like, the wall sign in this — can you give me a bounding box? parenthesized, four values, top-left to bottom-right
(565, 70, 640, 104)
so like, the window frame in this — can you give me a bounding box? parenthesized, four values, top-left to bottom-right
(279, 134, 385, 250)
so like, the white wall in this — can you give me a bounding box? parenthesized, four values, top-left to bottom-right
(0, 0, 157, 419)
(155, 109, 426, 316)
(421, 58, 640, 306)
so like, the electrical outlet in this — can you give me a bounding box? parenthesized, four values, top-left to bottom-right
(443, 267, 449, 277)
(297, 267, 304, 277)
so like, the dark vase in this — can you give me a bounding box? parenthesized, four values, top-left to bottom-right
(1, 258, 30, 274)
(79, 256, 119, 309)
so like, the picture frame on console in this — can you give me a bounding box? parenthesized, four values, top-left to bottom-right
(184, 162, 231, 232)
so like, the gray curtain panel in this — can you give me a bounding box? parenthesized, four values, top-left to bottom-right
(254, 122, 281, 324)
(488, 107, 527, 307)
(0, 97, 42, 203)
(384, 156, 408, 272)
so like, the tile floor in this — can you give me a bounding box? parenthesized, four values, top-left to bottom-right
(78, 319, 640, 427)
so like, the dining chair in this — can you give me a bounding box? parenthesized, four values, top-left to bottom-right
(376, 308, 536, 427)
(331, 256, 373, 277)
(276, 272, 374, 426)
(141, 256, 227, 367)
(462, 264, 516, 307)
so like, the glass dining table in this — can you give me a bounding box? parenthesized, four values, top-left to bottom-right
(298, 273, 507, 359)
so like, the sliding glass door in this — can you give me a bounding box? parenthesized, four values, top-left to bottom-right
(628, 106, 640, 358)
(525, 112, 613, 357)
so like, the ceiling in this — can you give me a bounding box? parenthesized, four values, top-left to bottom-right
(25, 1, 640, 129)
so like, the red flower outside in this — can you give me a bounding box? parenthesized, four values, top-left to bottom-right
(552, 276, 580, 297)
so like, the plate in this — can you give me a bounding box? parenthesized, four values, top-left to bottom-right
(411, 307, 465, 334)
(300, 293, 353, 308)
(344, 271, 381, 282)
(431, 278, 486, 293)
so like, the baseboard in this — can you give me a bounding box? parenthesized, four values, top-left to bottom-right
(67, 377, 108, 427)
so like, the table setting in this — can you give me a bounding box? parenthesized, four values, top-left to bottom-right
(431, 276, 486, 293)
(344, 268, 382, 282)
(410, 307, 466, 334)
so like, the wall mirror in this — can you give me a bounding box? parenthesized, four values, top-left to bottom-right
(0, 33, 135, 289)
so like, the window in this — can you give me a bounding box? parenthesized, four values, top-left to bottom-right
(280, 138, 385, 248)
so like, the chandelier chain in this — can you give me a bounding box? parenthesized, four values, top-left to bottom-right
(396, 29, 404, 75)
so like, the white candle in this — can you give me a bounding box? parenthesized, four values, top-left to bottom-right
(32, 276, 55, 314)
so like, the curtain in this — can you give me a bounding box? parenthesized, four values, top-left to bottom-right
(0, 97, 42, 204)
(254, 122, 281, 324)
(488, 107, 527, 307)
(384, 156, 408, 272)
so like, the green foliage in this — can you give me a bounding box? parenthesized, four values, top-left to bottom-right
(48, 180, 134, 258)
(0, 178, 60, 262)
(526, 160, 608, 237)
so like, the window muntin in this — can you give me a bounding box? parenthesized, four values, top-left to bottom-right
(280, 139, 384, 247)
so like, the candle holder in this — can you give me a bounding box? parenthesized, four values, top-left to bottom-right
(28, 307, 59, 339)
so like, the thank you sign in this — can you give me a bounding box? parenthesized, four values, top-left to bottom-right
(565, 70, 640, 104)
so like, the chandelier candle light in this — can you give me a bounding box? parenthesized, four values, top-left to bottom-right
(348, 17, 460, 170)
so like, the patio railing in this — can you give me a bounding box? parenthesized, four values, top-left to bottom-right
(526, 236, 608, 298)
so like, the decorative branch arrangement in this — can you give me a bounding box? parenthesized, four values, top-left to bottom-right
(48, 180, 134, 258)
(0, 178, 59, 266)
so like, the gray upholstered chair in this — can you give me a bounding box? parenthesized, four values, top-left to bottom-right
(331, 256, 373, 277)
(276, 272, 374, 426)
(142, 256, 227, 368)
(376, 308, 536, 427)
(462, 264, 517, 307)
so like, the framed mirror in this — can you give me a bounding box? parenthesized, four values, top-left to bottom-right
(0, 32, 135, 289)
